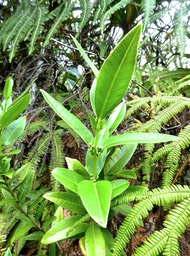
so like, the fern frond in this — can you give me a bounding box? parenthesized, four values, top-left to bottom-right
(134, 197, 190, 256)
(161, 123, 190, 187)
(142, 143, 154, 182)
(3, 4, 33, 49)
(175, 2, 188, 57)
(76, 0, 94, 38)
(27, 120, 47, 135)
(112, 185, 190, 256)
(9, 6, 37, 62)
(171, 74, 190, 95)
(0, 0, 26, 46)
(49, 130, 64, 169)
(141, 0, 156, 32)
(162, 145, 181, 187)
(29, 5, 48, 55)
(152, 142, 173, 162)
(25, 133, 50, 168)
(43, 2, 73, 47)
(47, 2, 65, 20)
(112, 199, 154, 256)
(93, 0, 113, 22)
(100, 0, 131, 33)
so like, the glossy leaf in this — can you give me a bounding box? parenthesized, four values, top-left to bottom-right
(78, 180, 112, 228)
(17, 169, 34, 201)
(65, 157, 90, 178)
(71, 35, 99, 78)
(52, 168, 84, 194)
(26, 231, 44, 240)
(4, 77, 13, 100)
(112, 204, 131, 216)
(103, 132, 179, 148)
(112, 169, 137, 179)
(111, 179, 130, 199)
(41, 216, 88, 244)
(5, 248, 12, 256)
(105, 102, 126, 134)
(2, 116, 26, 146)
(43, 192, 85, 214)
(105, 144, 137, 174)
(93, 24, 142, 120)
(41, 90, 93, 144)
(125, 185, 148, 193)
(0, 94, 30, 128)
(85, 149, 107, 177)
(85, 223, 106, 256)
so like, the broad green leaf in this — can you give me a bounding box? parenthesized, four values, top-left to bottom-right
(105, 102, 126, 134)
(5, 248, 12, 256)
(11, 222, 34, 243)
(43, 192, 85, 214)
(26, 231, 44, 240)
(41, 216, 88, 244)
(93, 24, 142, 120)
(4, 77, 13, 100)
(90, 79, 97, 115)
(41, 90, 93, 144)
(105, 144, 137, 174)
(17, 169, 34, 201)
(111, 180, 130, 199)
(0, 149, 21, 158)
(49, 244, 56, 256)
(78, 180, 112, 228)
(85, 149, 107, 177)
(100, 228, 114, 254)
(0, 94, 30, 128)
(103, 132, 179, 148)
(65, 157, 90, 178)
(2, 116, 26, 146)
(125, 185, 148, 193)
(85, 223, 106, 256)
(71, 35, 99, 78)
(52, 168, 84, 194)
(88, 112, 97, 134)
(112, 204, 131, 216)
(111, 169, 137, 179)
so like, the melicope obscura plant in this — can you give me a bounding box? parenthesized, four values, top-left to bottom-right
(40, 24, 178, 255)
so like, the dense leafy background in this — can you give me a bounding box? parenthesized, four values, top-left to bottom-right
(0, 0, 190, 255)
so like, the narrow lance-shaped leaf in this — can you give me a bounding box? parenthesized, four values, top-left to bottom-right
(43, 192, 85, 214)
(93, 24, 142, 120)
(2, 116, 26, 146)
(17, 169, 35, 201)
(105, 102, 126, 134)
(105, 144, 137, 174)
(43, 2, 73, 47)
(0, 94, 30, 128)
(71, 35, 99, 78)
(103, 132, 179, 148)
(41, 216, 88, 244)
(4, 77, 13, 100)
(41, 90, 93, 144)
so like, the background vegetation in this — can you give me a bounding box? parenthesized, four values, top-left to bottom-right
(0, 0, 190, 255)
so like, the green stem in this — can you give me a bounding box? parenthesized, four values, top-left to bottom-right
(92, 119, 102, 179)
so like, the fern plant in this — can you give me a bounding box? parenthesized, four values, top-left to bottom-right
(112, 185, 190, 256)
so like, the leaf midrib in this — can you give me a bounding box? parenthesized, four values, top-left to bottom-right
(97, 29, 139, 120)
